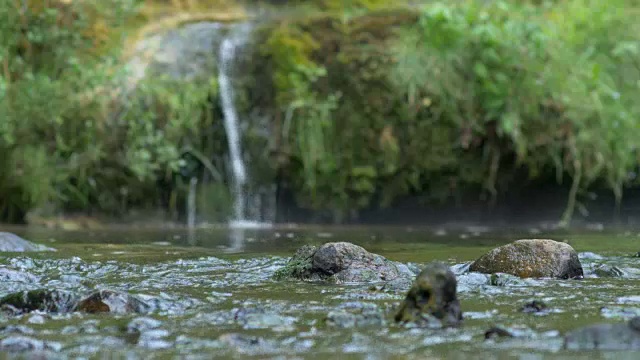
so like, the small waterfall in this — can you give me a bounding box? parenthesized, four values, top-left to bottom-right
(218, 24, 273, 228)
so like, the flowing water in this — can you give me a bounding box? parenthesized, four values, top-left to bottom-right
(1, 225, 640, 359)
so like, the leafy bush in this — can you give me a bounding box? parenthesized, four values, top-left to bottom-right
(0, 0, 217, 222)
(390, 0, 640, 225)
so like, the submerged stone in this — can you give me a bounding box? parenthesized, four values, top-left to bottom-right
(0, 232, 55, 252)
(76, 290, 150, 314)
(394, 262, 462, 328)
(469, 239, 583, 279)
(0, 290, 77, 314)
(564, 317, 640, 350)
(274, 242, 409, 283)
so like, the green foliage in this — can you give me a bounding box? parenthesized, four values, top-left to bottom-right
(390, 0, 640, 225)
(0, 0, 218, 221)
(256, 0, 640, 224)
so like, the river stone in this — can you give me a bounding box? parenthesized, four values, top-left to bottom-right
(469, 239, 583, 279)
(564, 317, 640, 350)
(0, 232, 55, 252)
(0, 290, 77, 314)
(395, 262, 462, 328)
(76, 290, 150, 314)
(275, 242, 408, 283)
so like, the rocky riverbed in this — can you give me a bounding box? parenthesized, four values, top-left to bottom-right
(1, 226, 640, 358)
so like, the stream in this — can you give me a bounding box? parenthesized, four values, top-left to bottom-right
(1, 225, 640, 359)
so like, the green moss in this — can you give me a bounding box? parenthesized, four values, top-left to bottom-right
(273, 245, 318, 280)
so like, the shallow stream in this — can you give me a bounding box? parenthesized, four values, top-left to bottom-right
(2, 225, 640, 359)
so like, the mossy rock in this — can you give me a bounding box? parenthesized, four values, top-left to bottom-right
(273, 244, 318, 280)
(0, 290, 77, 314)
(469, 239, 583, 279)
(76, 290, 151, 314)
(274, 242, 409, 283)
(394, 262, 462, 328)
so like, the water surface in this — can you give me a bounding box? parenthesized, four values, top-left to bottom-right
(1, 225, 640, 359)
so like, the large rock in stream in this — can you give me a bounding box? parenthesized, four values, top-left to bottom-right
(564, 317, 640, 350)
(0, 232, 55, 252)
(469, 239, 583, 279)
(274, 242, 413, 283)
(394, 262, 462, 328)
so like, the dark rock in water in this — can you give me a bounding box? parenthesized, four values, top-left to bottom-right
(76, 290, 150, 314)
(0, 232, 55, 252)
(592, 264, 626, 278)
(0, 290, 77, 314)
(564, 317, 640, 350)
(274, 242, 409, 283)
(394, 262, 462, 328)
(469, 239, 583, 279)
(324, 302, 385, 328)
(520, 300, 548, 313)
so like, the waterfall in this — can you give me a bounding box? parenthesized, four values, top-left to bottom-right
(218, 24, 273, 228)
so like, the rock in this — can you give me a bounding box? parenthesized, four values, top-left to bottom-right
(0, 290, 77, 314)
(275, 242, 409, 283)
(485, 325, 538, 340)
(394, 262, 462, 328)
(564, 317, 640, 350)
(469, 239, 583, 279)
(0, 232, 55, 252)
(76, 290, 150, 314)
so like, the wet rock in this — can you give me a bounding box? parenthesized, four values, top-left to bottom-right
(469, 239, 583, 279)
(564, 317, 640, 350)
(275, 242, 409, 283)
(76, 290, 150, 314)
(0, 232, 55, 252)
(324, 302, 385, 328)
(0, 289, 77, 314)
(592, 264, 626, 278)
(520, 300, 548, 313)
(394, 262, 462, 328)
